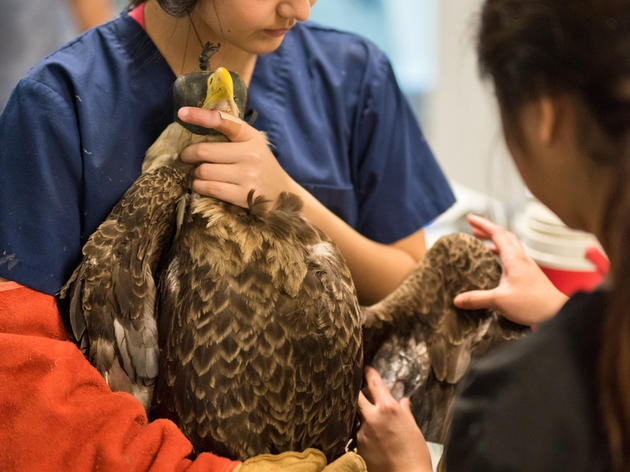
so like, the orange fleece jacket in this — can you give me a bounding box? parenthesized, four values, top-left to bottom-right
(0, 282, 239, 472)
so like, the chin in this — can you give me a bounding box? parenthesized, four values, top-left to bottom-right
(255, 44, 284, 55)
(245, 35, 286, 54)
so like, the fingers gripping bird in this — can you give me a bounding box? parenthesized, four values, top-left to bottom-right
(60, 67, 526, 461)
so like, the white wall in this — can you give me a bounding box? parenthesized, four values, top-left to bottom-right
(423, 0, 526, 206)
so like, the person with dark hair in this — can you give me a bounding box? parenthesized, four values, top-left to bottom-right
(357, 0, 630, 470)
(0, 0, 454, 470)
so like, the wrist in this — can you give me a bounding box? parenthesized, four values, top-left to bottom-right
(284, 180, 320, 219)
(284, 177, 306, 201)
(544, 290, 569, 321)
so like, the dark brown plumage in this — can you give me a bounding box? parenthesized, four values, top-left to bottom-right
(59, 164, 189, 408)
(60, 67, 526, 463)
(61, 67, 363, 461)
(363, 233, 528, 444)
(152, 191, 362, 460)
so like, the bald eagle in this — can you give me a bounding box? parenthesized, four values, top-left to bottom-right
(61, 67, 362, 460)
(60, 68, 526, 461)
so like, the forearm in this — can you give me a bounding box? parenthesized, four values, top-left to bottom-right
(291, 183, 422, 305)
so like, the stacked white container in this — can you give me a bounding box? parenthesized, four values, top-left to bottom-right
(516, 199, 607, 295)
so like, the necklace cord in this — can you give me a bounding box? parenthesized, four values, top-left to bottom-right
(180, 19, 191, 75)
(187, 12, 220, 71)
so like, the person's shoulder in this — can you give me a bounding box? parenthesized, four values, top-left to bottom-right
(23, 13, 146, 97)
(276, 21, 393, 97)
(445, 290, 608, 470)
(468, 290, 605, 384)
(291, 21, 380, 49)
(286, 21, 389, 70)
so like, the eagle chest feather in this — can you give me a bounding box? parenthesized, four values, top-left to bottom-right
(152, 191, 363, 460)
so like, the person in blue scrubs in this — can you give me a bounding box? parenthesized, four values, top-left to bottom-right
(0, 0, 454, 307)
(0, 0, 454, 467)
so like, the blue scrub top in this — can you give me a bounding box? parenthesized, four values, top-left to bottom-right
(0, 12, 454, 295)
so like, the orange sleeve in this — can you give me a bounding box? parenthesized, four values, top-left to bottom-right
(0, 282, 239, 472)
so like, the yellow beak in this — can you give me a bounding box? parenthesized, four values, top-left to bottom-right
(202, 67, 234, 109)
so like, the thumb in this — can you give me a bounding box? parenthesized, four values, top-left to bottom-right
(454, 289, 498, 311)
(178, 107, 252, 142)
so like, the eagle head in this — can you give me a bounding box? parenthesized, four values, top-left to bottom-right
(172, 67, 248, 136)
(202, 66, 239, 116)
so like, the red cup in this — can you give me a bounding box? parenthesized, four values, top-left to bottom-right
(519, 200, 609, 297)
(539, 265, 604, 296)
(538, 246, 608, 296)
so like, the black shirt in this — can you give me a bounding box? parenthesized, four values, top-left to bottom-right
(443, 290, 612, 471)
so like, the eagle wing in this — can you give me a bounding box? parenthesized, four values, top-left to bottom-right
(59, 165, 188, 410)
(363, 233, 528, 443)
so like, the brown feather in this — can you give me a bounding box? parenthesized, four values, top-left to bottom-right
(59, 165, 189, 410)
(152, 187, 362, 461)
(61, 69, 528, 461)
(363, 233, 528, 443)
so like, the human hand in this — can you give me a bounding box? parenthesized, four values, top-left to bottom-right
(453, 214, 568, 325)
(357, 367, 433, 472)
(178, 107, 299, 209)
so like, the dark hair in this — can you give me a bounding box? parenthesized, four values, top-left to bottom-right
(478, 0, 630, 468)
(129, 0, 197, 17)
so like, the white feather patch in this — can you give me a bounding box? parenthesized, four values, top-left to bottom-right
(308, 242, 337, 261)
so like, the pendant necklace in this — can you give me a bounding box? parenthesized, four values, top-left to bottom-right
(187, 12, 221, 71)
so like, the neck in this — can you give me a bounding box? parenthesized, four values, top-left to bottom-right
(569, 161, 615, 255)
(593, 169, 620, 255)
(143, 0, 257, 85)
